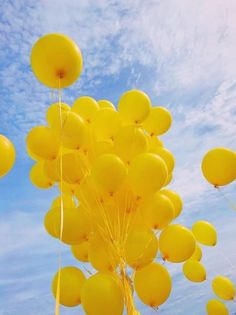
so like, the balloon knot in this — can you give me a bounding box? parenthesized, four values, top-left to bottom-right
(57, 69, 66, 79)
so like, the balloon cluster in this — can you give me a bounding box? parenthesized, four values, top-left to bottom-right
(0, 134, 15, 178)
(27, 34, 236, 315)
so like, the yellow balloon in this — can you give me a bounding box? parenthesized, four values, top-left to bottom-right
(57, 152, 87, 184)
(98, 99, 115, 110)
(46, 102, 71, 127)
(44, 206, 91, 244)
(192, 221, 217, 246)
(0, 135, 15, 177)
(93, 140, 114, 157)
(30, 161, 54, 188)
(93, 108, 122, 141)
(143, 106, 172, 136)
(118, 89, 151, 124)
(128, 153, 168, 198)
(160, 189, 183, 218)
(202, 147, 236, 186)
(114, 125, 148, 164)
(91, 154, 127, 195)
(147, 135, 163, 151)
(141, 192, 175, 230)
(72, 96, 99, 123)
(81, 272, 124, 315)
(183, 260, 206, 282)
(88, 234, 118, 272)
(51, 194, 76, 209)
(58, 181, 77, 196)
(150, 147, 175, 174)
(163, 173, 173, 186)
(134, 262, 172, 307)
(52, 111, 87, 150)
(125, 225, 158, 269)
(31, 34, 83, 88)
(159, 224, 196, 263)
(26, 126, 60, 160)
(190, 243, 202, 261)
(52, 266, 86, 306)
(206, 299, 229, 315)
(44, 159, 60, 182)
(212, 276, 235, 300)
(71, 241, 89, 262)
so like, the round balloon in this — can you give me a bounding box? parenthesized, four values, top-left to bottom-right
(98, 99, 115, 110)
(72, 96, 99, 123)
(159, 224, 196, 263)
(190, 243, 202, 261)
(0, 134, 15, 177)
(183, 260, 206, 282)
(118, 89, 151, 124)
(160, 189, 183, 218)
(71, 241, 89, 262)
(192, 221, 217, 246)
(134, 262, 172, 307)
(30, 161, 54, 189)
(202, 147, 236, 186)
(81, 272, 124, 315)
(46, 102, 71, 127)
(52, 266, 86, 306)
(212, 276, 235, 300)
(143, 106, 172, 136)
(206, 299, 229, 315)
(31, 34, 83, 88)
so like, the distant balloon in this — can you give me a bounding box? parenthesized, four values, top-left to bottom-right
(206, 299, 229, 315)
(192, 221, 217, 246)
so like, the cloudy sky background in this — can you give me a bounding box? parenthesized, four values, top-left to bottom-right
(0, 0, 236, 314)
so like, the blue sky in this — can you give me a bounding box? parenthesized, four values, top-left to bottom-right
(0, 0, 236, 314)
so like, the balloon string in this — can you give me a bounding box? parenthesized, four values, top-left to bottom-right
(216, 187, 236, 211)
(55, 79, 64, 315)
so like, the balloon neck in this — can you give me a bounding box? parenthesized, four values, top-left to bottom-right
(57, 69, 66, 79)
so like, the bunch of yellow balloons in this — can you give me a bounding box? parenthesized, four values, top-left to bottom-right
(0, 134, 15, 177)
(28, 34, 233, 315)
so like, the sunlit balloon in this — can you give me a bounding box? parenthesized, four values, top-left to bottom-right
(150, 147, 175, 174)
(141, 192, 175, 230)
(134, 262, 172, 307)
(143, 106, 172, 136)
(44, 159, 60, 182)
(72, 96, 99, 123)
(71, 241, 89, 262)
(192, 221, 217, 246)
(161, 189, 183, 218)
(128, 153, 168, 198)
(46, 102, 71, 127)
(51, 194, 76, 209)
(114, 125, 147, 164)
(31, 34, 83, 88)
(93, 108, 122, 141)
(92, 154, 127, 195)
(159, 224, 196, 263)
(125, 225, 158, 269)
(26, 126, 60, 160)
(183, 260, 206, 282)
(118, 89, 151, 124)
(52, 266, 86, 306)
(0, 134, 15, 177)
(30, 161, 54, 189)
(202, 147, 236, 186)
(81, 272, 124, 315)
(98, 99, 115, 110)
(147, 135, 163, 152)
(212, 276, 235, 300)
(206, 299, 229, 315)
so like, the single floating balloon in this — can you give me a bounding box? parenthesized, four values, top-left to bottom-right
(134, 262, 172, 307)
(192, 221, 217, 246)
(81, 272, 124, 315)
(206, 299, 229, 315)
(202, 147, 236, 186)
(159, 224, 196, 263)
(0, 134, 15, 177)
(212, 276, 236, 300)
(118, 89, 151, 124)
(52, 266, 86, 307)
(31, 34, 83, 88)
(183, 260, 206, 282)
(143, 106, 172, 136)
